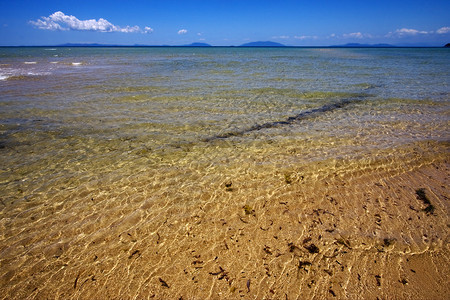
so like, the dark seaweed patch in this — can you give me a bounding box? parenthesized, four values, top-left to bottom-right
(263, 246, 272, 255)
(159, 278, 170, 288)
(415, 188, 435, 214)
(375, 275, 381, 286)
(224, 181, 233, 191)
(298, 261, 312, 272)
(128, 250, 140, 259)
(203, 97, 365, 142)
(336, 238, 351, 249)
(284, 173, 293, 184)
(416, 188, 430, 204)
(304, 244, 320, 254)
(383, 238, 396, 247)
(209, 266, 230, 282)
(243, 205, 255, 216)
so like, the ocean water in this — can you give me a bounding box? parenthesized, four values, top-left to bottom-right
(0, 47, 449, 297)
(1, 47, 448, 201)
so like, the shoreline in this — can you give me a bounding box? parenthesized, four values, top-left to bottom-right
(1, 45, 448, 299)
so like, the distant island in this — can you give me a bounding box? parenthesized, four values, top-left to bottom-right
(445, 43, 450, 48)
(182, 43, 212, 47)
(239, 41, 286, 47)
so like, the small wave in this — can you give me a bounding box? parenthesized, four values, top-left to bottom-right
(45, 49, 57, 51)
(0, 71, 50, 81)
(24, 62, 37, 64)
(72, 62, 83, 66)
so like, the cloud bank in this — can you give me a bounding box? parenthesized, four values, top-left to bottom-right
(437, 27, 450, 34)
(293, 26, 449, 43)
(385, 26, 449, 37)
(387, 28, 429, 37)
(30, 11, 150, 33)
(144, 26, 154, 34)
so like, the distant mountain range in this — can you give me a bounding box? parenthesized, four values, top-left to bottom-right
(56, 41, 286, 47)
(56, 42, 213, 47)
(239, 41, 286, 47)
(58, 43, 120, 47)
(44, 41, 449, 48)
(182, 43, 212, 47)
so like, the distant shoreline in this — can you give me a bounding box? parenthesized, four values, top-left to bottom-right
(1, 41, 449, 48)
(0, 45, 448, 48)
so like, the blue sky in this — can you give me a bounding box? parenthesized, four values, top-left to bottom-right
(1, 0, 449, 46)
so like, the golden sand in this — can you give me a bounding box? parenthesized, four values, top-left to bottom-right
(0, 142, 448, 299)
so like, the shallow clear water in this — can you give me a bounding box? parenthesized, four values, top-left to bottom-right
(0, 47, 449, 298)
(1, 47, 448, 205)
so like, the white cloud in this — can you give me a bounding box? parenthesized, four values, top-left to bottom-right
(118, 26, 140, 33)
(343, 32, 364, 39)
(272, 35, 290, 39)
(30, 17, 65, 31)
(397, 28, 428, 35)
(178, 29, 188, 35)
(30, 11, 142, 33)
(342, 32, 373, 39)
(386, 28, 429, 37)
(294, 35, 318, 40)
(144, 26, 154, 34)
(294, 35, 319, 40)
(437, 27, 450, 34)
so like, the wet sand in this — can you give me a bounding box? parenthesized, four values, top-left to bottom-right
(0, 141, 448, 299)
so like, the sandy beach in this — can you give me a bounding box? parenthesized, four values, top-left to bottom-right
(1, 46, 449, 299)
(0, 139, 448, 299)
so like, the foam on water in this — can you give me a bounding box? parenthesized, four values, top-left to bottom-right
(0, 67, 51, 81)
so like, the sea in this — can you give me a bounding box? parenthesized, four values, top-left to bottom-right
(1, 47, 448, 200)
(0, 46, 448, 297)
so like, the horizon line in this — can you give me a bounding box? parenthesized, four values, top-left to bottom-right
(1, 43, 449, 48)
